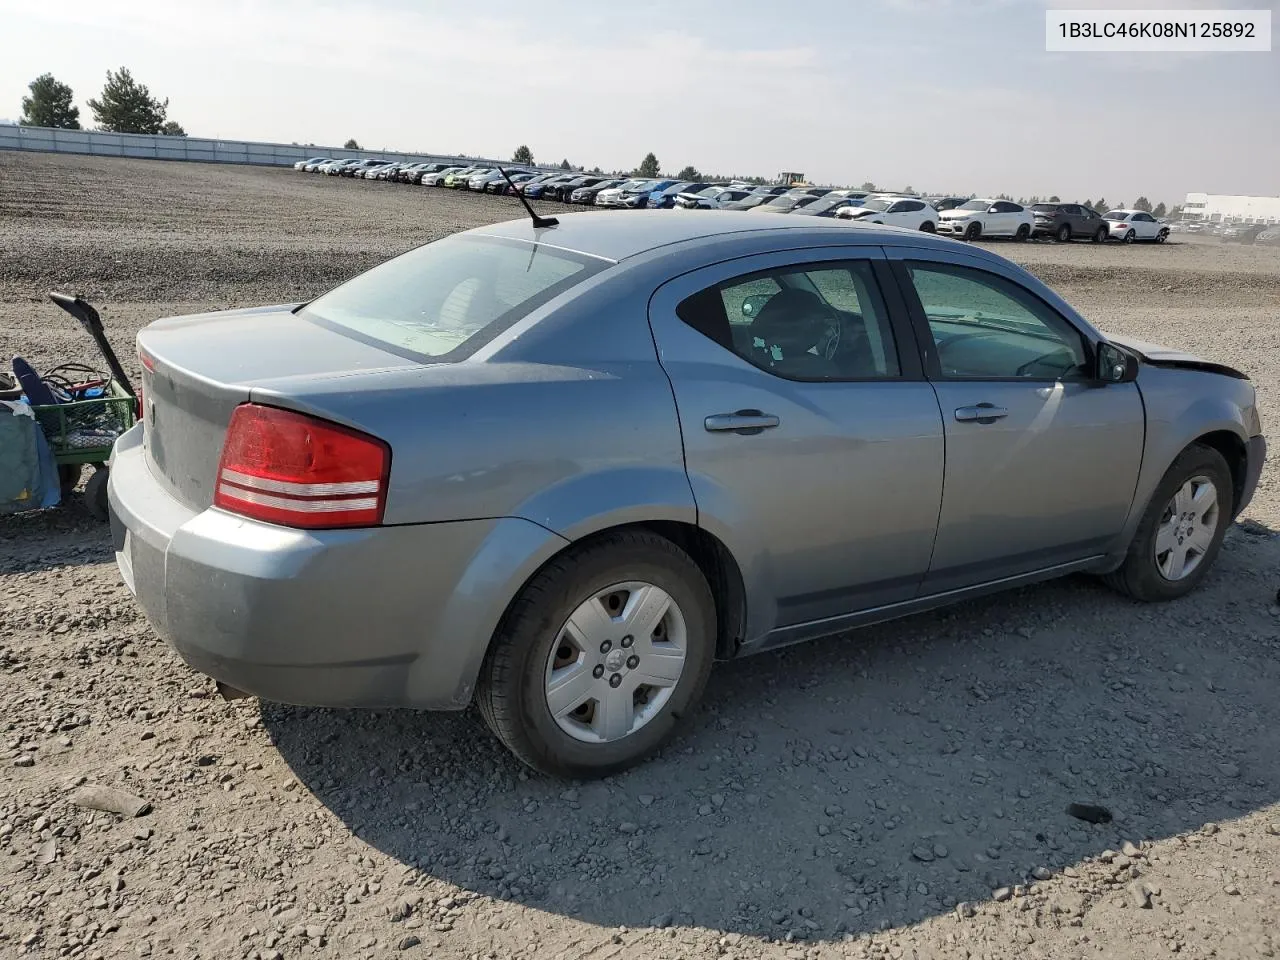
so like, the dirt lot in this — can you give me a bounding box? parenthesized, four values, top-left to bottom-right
(2, 152, 1278, 960)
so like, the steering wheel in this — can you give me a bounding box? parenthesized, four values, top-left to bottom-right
(1015, 350, 1075, 378)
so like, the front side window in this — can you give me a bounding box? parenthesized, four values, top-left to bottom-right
(904, 263, 1089, 381)
(676, 261, 901, 381)
(300, 235, 606, 362)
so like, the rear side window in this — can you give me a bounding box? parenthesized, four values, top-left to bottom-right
(300, 235, 607, 362)
(676, 261, 901, 381)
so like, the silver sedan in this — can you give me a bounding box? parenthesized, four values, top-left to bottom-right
(108, 212, 1266, 777)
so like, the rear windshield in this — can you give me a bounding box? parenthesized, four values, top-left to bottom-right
(1032, 203, 1059, 212)
(299, 235, 607, 362)
(1104, 211, 1129, 221)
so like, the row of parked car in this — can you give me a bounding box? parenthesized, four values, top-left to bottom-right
(292, 156, 1183, 244)
(1169, 220, 1280, 245)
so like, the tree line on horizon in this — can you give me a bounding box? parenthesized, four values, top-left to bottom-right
(19, 69, 184, 136)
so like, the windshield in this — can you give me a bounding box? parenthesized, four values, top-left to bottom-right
(859, 198, 892, 212)
(765, 195, 802, 208)
(803, 197, 846, 213)
(299, 235, 607, 362)
(959, 199, 990, 211)
(1105, 211, 1129, 221)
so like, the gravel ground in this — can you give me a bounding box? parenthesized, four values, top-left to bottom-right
(2, 152, 1278, 960)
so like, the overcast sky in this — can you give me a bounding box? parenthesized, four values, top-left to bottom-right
(2, 0, 1276, 206)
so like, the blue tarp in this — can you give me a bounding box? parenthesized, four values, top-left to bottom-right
(1, 400, 61, 514)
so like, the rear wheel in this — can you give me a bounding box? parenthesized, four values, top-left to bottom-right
(1057, 223, 1072, 242)
(1013, 224, 1030, 242)
(477, 530, 716, 778)
(919, 221, 936, 233)
(84, 465, 110, 522)
(57, 464, 81, 501)
(1102, 444, 1232, 602)
(1124, 229, 1136, 243)
(963, 222, 982, 241)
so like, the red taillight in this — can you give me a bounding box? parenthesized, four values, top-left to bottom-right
(213, 404, 390, 529)
(138, 347, 155, 372)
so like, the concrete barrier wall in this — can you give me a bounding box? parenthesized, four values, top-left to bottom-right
(0, 124, 558, 172)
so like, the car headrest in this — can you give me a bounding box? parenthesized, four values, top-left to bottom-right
(750, 288, 833, 355)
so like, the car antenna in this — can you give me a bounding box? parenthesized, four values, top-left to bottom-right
(498, 166, 558, 228)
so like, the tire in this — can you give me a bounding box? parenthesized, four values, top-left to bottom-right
(477, 530, 717, 778)
(1013, 224, 1030, 242)
(919, 221, 936, 233)
(1102, 444, 1233, 602)
(57, 464, 81, 501)
(1057, 223, 1071, 243)
(1156, 229, 1169, 243)
(1093, 226, 1108, 243)
(963, 222, 982, 241)
(85, 465, 110, 522)
(1124, 229, 1136, 244)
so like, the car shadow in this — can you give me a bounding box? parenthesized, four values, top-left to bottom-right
(263, 523, 1280, 942)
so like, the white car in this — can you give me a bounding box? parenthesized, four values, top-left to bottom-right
(936, 199, 1034, 241)
(672, 186, 751, 210)
(836, 195, 940, 232)
(1104, 210, 1170, 243)
(595, 180, 651, 208)
(295, 157, 331, 172)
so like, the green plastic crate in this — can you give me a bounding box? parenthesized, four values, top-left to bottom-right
(30, 381, 137, 465)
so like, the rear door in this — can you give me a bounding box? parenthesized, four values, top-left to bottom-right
(648, 247, 944, 636)
(885, 248, 1145, 593)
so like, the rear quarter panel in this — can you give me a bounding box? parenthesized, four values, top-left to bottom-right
(247, 265, 697, 535)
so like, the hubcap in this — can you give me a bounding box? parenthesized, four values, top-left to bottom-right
(1155, 476, 1219, 581)
(543, 582, 688, 743)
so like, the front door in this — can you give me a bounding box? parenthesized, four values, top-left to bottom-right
(647, 248, 945, 637)
(889, 252, 1145, 593)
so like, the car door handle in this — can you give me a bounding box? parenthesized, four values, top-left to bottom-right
(704, 410, 781, 434)
(954, 403, 1008, 423)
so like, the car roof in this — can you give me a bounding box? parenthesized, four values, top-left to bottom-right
(468, 210, 971, 263)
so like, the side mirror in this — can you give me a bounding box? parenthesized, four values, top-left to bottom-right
(987, 207, 1000, 214)
(741, 293, 774, 319)
(1096, 342, 1139, 383)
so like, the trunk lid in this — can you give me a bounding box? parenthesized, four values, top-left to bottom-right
(138, 304, 415, 509)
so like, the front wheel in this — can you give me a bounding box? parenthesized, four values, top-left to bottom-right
(1093, 226, 1108, 243)
(963, 222, 982, 241)
(1102, 444, 1233, 602)
(477, 530, 716, 778)
(1156, 229, 1169, 243)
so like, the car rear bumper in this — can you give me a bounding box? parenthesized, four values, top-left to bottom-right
(1238, 434, 1267, 517)
(106, 423, 569, 710)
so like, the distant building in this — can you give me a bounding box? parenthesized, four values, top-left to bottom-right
(1181, 193, 1280, 224)
(778, 171, 806, 185)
